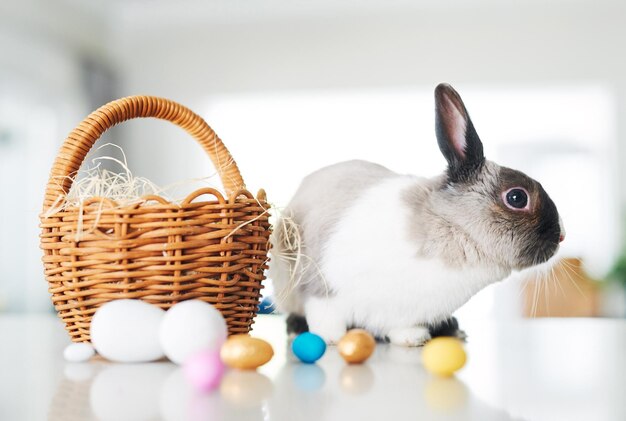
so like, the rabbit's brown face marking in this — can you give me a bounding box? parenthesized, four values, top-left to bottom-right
(489, 166, 561, 268)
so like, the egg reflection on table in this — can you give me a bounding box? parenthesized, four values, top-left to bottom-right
(63, 362, 98, 382)
(220, 370, 274, 407)
(424, 376, 469, 412)
(90, 363, 174, 421)
(160, 367, 224, 421)
(339, 364, 375, 395)
(292, 363, 326, 392)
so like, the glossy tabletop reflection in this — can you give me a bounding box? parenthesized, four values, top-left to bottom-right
(2, 314, 625, 421)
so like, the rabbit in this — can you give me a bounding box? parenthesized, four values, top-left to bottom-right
(269, 83, 565, 346)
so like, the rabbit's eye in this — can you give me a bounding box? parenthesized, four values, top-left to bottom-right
(504, 188, 529, 210)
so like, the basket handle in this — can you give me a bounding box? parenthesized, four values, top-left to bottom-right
(42, 95, 245, 211)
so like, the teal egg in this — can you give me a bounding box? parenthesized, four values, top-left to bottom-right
(292, 332, 326, 364)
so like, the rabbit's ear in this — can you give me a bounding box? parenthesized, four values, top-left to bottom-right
(435, 83, 484, 182)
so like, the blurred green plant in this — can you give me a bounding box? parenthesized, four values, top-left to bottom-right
(609, 251, 626, 287)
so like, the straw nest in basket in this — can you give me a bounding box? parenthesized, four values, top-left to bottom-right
(39, 96, 271, 343)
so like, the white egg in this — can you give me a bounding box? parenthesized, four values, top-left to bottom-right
(91, 299, 165, 363)
(63, 342, 95, 362)
(159, 300, 228, 364)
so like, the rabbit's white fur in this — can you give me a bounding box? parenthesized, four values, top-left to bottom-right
(272, 171, 510, 345)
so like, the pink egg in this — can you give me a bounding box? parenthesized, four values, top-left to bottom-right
(183, 350, 225, 392)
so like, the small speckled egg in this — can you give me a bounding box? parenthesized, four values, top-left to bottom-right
(63, 342, 95, 362)
(220, 335, 274, 370)
(292, 332, 326, 364)
(183, 350, 225, 391)
(159, 300, 228, 364)
(421, 337, 467, 377)
(338, 329, 376, 364)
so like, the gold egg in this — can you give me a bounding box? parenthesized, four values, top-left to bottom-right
(220, 335, 274, 370)
(421, 337, 466, 377)
(338, 329, 376, 364)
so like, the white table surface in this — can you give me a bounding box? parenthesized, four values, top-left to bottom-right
(1, 314, 625, 421)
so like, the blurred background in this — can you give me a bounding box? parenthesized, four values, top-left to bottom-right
(1, 0, 626, 319)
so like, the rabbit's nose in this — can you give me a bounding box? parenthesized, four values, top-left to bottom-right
(558, 216, 566, 243)
(559, 234, 565, 243)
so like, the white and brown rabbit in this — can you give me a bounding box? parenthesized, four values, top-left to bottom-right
(270, 83, 565, 346)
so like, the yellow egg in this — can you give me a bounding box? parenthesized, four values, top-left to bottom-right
(338, 329, 376, 364)
(220, 335, 274, 370)
(421, 337, 466, 377)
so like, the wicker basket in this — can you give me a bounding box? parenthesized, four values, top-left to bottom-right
(39, 96, 271, 343)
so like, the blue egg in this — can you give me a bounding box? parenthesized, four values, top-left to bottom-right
(292, 332, 326, 364)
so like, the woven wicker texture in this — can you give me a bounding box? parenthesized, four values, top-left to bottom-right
(40, 96, 271, 343)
